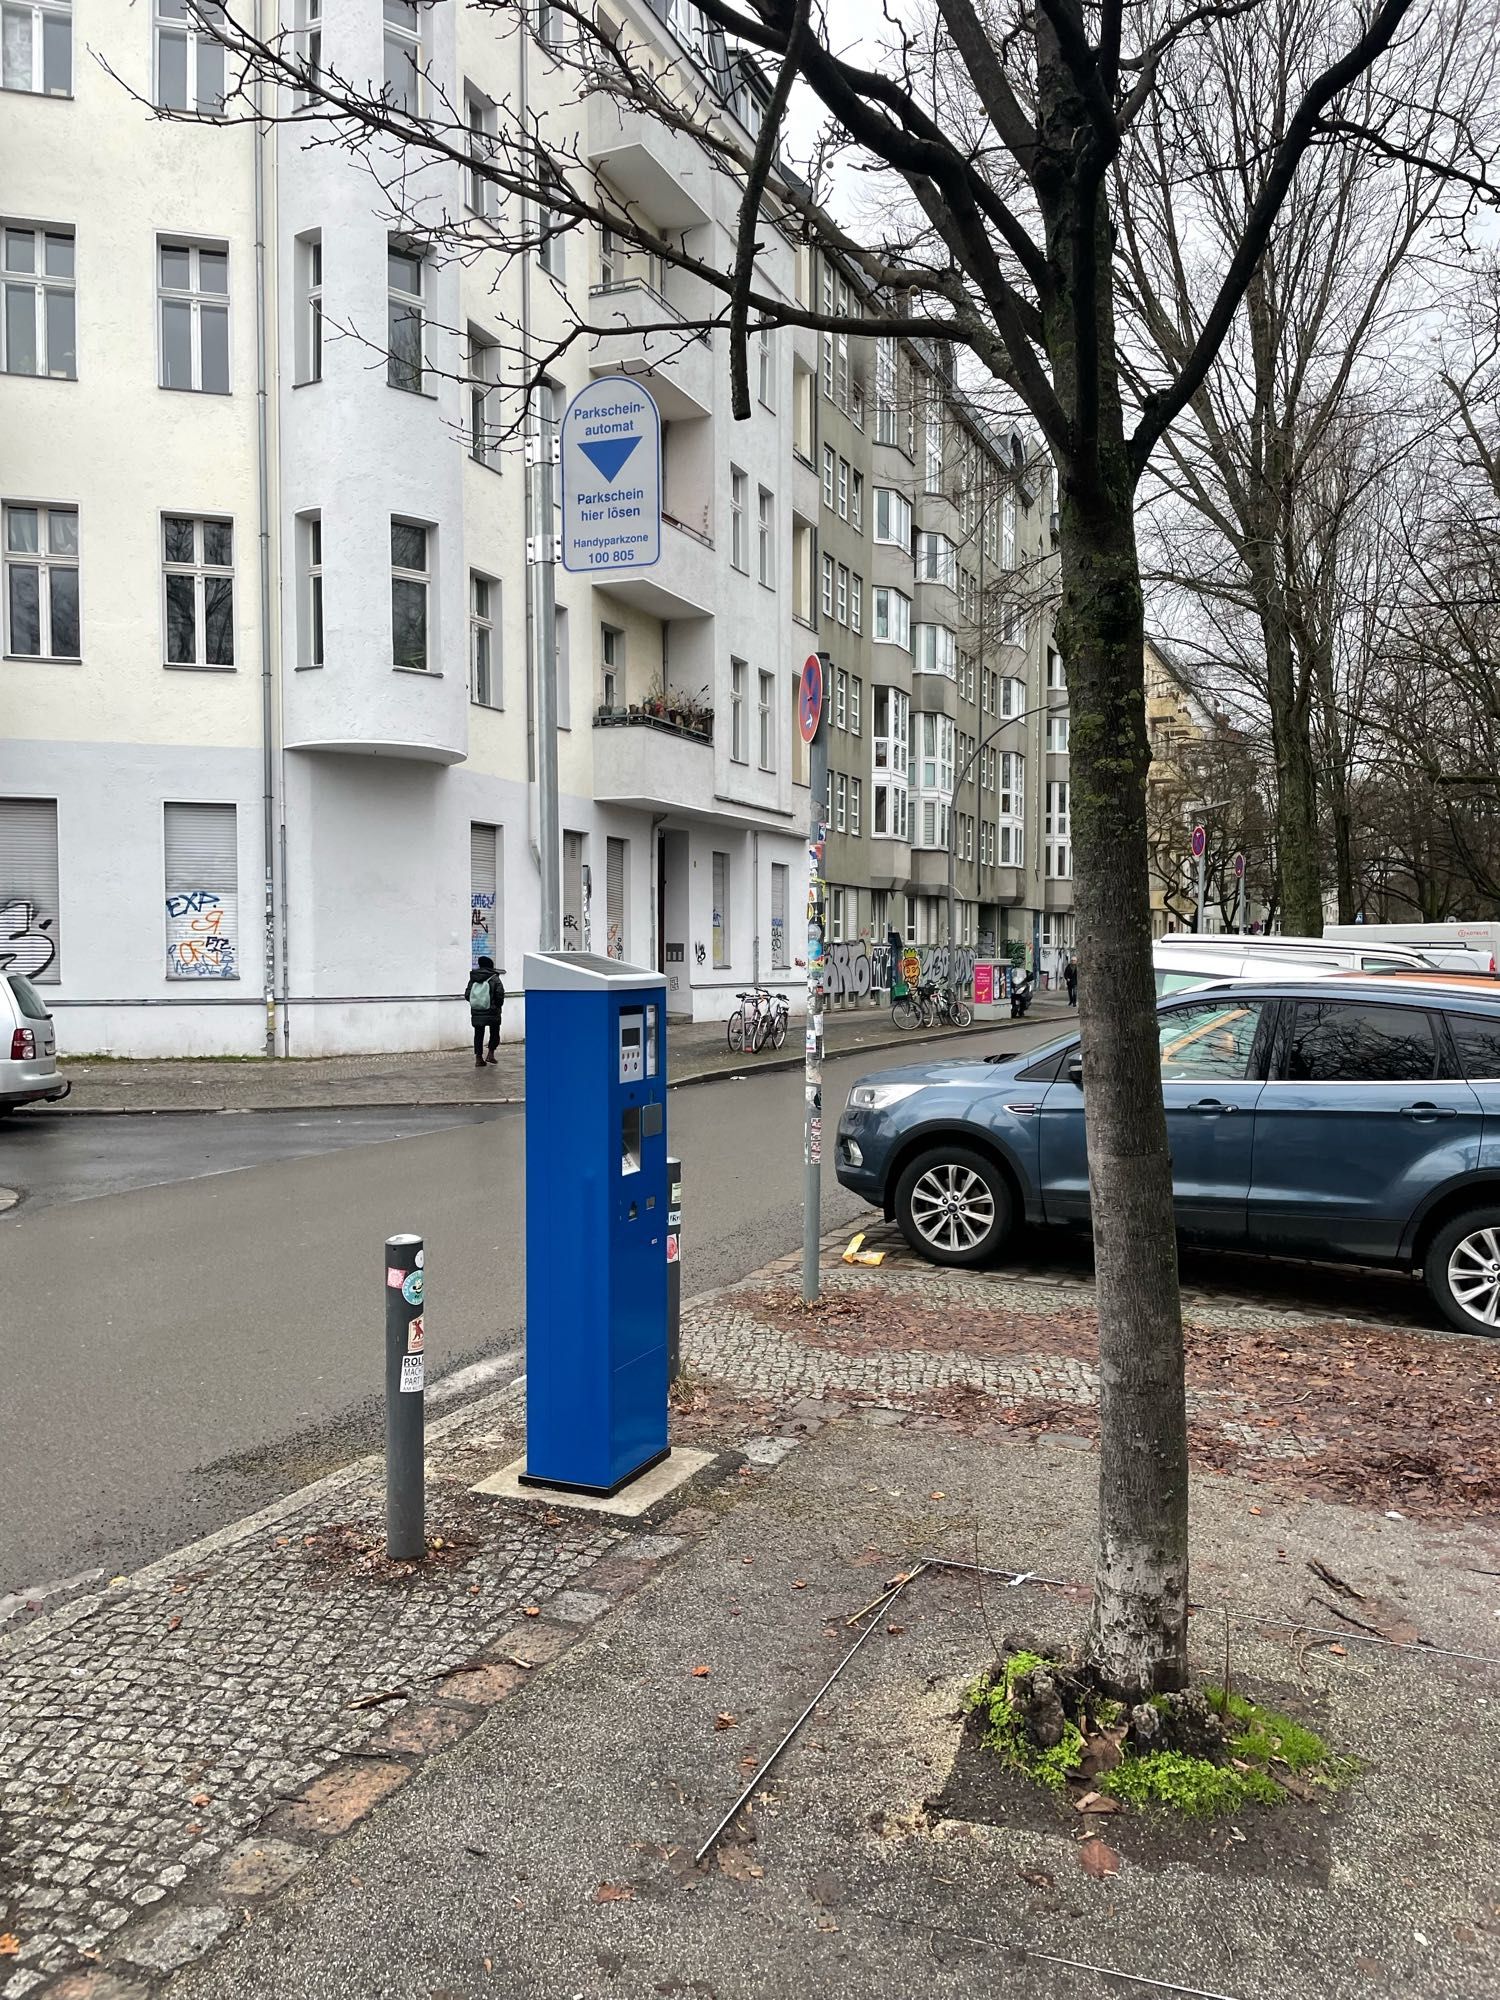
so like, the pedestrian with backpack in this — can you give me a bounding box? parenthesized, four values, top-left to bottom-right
(467, 955, 505, 1067)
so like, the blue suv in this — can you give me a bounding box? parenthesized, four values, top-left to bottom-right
(834, 980, 1500, 1338)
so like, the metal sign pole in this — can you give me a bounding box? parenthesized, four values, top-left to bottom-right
(802, 654, 830, 1306)
(528, 413, 561, 953)
(1192, 823, 1207, 934)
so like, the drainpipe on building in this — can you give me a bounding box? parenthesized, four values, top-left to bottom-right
(751, 829, 760, 988)
(253, 0, 282, 1058)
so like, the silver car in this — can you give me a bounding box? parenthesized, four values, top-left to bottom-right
(0, 971, 69, 1109)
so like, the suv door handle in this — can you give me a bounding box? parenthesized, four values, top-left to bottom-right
(1191, 1099, 1237, 1115)
(1401, 1102, 1458, 1122)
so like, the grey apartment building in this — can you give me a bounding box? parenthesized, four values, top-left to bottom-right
(803, 251, 1074, 993)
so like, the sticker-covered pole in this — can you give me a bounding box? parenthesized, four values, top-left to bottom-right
(801, 653, 831, 1306)
(666, 1155, 683, 1383)
(384, 1233, 426, 1562)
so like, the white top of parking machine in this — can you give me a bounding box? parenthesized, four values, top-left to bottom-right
(523, 951, 665, 992)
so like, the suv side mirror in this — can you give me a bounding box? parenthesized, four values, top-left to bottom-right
(1067, 1054, 1084, 1088)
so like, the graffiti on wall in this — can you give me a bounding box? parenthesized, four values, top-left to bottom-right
(165, 889, 238, 979)
(471, 891, 495, 961)
(0, 899, 57, 979)
(824, 940, 978, 1000)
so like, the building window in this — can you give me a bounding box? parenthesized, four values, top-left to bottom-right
(1046, 780, 1071, 878)
(164, 801, 239, 979)
(2, 224, 74, 378)
(834, 668, 847, 731)
(1047, 712, 1070, 753)
(298, 511, 323, 668)
(851, 573, 862, 634)
(872, 586, 911, 649)
(382, 0, 422, 113)
(757, 487, 774, 586)
(829, 885, 846, 943)
(466, 89, 498, 217)
(537, 204, 565, 277)
(757, 324, 773, 408)
(836, 564, 848, 626)
(390, 519, 429, 670)
(592, 622, 622, 711)
(712, 850, 730, 968)
(914, 622, 956, 678)
(793, 361, 813, 460)
(1047, 647, 1067, 690)
(155, 0, 225, 113)
(822, 444, 835, 511)
(1002, 489, 1017, 568)
(849, 676, 861, 735)
(874, 337, 897, 444)
(470, 822, 502, 966)
(3, 0, 71, 94)
(295, 230, 322, 384)
(758, 669, 774, 770)
(3, 501, 78, 659)
(850, 776, 861, 837)
(873, 487, 911, 547)
(293, 0, 321, 103)
(838, 457, 849, 520)
(730, 657, 747, 762)
(470, 572, 498, 707)
(821, 552, 834, 618)
(834, 771, 847, 833)
(915, 531, 956, 586)
(468, 327, 502, 467)
(924, 399, 943, 490)
(850, 470, 863, 529)
(158, 240, 228, 393)
(162, 514, 233, 668)
(730, 466, 747, 570)
(0, 796, 60, 981)
(387, 241, 424, 393)
(604, 834, 627, 959)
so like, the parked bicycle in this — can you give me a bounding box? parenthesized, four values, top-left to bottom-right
(892, 980, 973, 1030)
(727, 988, 791, 1053)
(933, 983, 974, 1028)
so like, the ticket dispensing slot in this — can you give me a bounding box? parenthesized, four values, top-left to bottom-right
(621, 1104, 641, 1178)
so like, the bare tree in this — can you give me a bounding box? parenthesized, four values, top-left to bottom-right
(1124, 0, 1495, 933)
(155, 0, 1496, 1697)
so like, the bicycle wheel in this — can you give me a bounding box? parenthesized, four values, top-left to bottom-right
(772, 1010, 788, 1049)
(950, 997, 974, 1027)
(728, 1010, 745, 1052)
(753, 1009, 771, 1051)
(891, 996, 921, 1030)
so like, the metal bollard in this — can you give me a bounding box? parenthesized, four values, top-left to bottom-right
(666, 1157, 682, 1384)
(384, 1232, 426, 1561)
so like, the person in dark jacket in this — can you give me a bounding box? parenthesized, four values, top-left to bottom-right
(1064, 955, 1078, 1006)
(467, 956, 505, 1066)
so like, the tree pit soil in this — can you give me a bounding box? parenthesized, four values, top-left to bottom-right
(932, 1691, 1341, 1885)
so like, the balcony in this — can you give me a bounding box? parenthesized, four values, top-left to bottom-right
(985, 865, 1024, 904)
(593, 706, 717, 813)
(597, 515, 715, 621)
(588, 98, 712, 229)
(588, 280, 713, 420)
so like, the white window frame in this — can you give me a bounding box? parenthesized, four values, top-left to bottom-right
(821, 444, 835, 511)
(850, 469, 863, 529)
(299, 510, 323, 669)
(837, 456, 849, 520)
(599, 620, 623, 710)
(390, 517, 430, 672)
(851, 573, 862, 635)
(849, 775, 861, 837)
(382, 0, 423, 114)
(157, 239, 229, 394)
(465, 89, 498, 217)
(873, 487, 911, 547)
(1002, 490, 1017, 567)
(873, 585, 911, 650)
(3, 0, 72, 94)
(834, 668, 847, 731)
(757, 487, 774, 586)
(914, 622, 956, 678)
(1047, 712, 1070, 753)
(1046, 779, 1071, 878)
(915, 531, 956, 586)
(835, 771, 847, 833)
(1047, 648, 1067, 690)
(387, 239, 424, 393)
(730, 657, 747, 762)
(296, 230, 322, 385)
(161, 513, 234, 669)
(757, 324, 773, 408)
(154, 0, 226, 114)
(470, 570, 498, 707)
(468, 327, 502, 468)
(1, 222, 74, 378)
(292, 0, 321, 104)
(758, 668, 775, 770)
(821, 551, 834, 618)
(730, 466, 747, 571)
(3, 500, 78, 659)
(835, 564, 848, 627)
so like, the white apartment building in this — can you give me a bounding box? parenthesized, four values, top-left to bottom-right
(1, 0, 814, 1055)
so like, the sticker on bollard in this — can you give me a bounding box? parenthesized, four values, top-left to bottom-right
(400, 1353, 424, 1393)
(401, 1270, 423, 1307)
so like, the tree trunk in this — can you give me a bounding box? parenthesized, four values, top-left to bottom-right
(1058, 484, 1190, 1699)
(1312, 647, 1357, 923)
(1260, 590, 1323, 935)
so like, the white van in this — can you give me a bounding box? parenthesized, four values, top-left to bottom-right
(1322, 922, 1498, 976)
(1151, 935, 1431, 995)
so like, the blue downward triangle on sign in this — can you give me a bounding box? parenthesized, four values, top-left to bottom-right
(579, 434, 642, 484)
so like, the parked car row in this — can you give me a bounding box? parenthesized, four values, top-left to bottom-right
(836, 974, 1500, 1338)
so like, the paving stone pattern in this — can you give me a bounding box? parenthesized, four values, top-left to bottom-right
(0, 1403, 616, 1991)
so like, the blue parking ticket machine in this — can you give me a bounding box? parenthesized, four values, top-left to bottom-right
(521, 951, 670, 1494)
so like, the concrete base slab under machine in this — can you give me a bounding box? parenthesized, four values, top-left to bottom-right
(471, 1446, 718, 1519)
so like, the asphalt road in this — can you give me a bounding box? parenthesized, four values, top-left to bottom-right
(0, 1023, 1059, 1597)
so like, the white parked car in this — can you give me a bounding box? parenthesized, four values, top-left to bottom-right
(1153, 934, 1433, 994)
(0, 972, 69, 1110)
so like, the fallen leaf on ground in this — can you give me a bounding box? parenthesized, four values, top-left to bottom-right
(1074, 1791, 1122, 1815)
(167, 1615, 182, 1632)
(1018, 1868, 1055, 1889)
(593, 1883, 634, 1903)
(929, 1491, 946, 1500)
(1249, 1506, 1263, 1516)
(190, 1793, 212, 1807)
(691, 1664, 712, 1678)
(522, 1605, 541, 1618)
(792, 1580, 807, 1590)
(714, 1712, 738, 1730)
(737, 1754, 759, 1774)
(886, 1623, 905, 1635)
(0, 1937, 19, 1958)
(1078, 1839, 1121, 1878)
(716, 1848, 764, 1880)
(816, 1916, 840, 1932)
(1327, 1643, 1348, 1658)
(483, 1958, 493, 1973)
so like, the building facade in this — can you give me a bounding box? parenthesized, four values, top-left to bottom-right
(1, 0, 1064, 1055)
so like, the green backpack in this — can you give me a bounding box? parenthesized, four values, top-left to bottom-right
(467, 975, 493, 1012)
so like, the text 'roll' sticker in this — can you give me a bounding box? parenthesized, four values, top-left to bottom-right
(399, 1353, 424, 1394)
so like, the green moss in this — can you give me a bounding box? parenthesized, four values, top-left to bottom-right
(1102, 1751, 1284, 1817)
(1215, 1691, 1330, 1773)
(968, 1654, 1086, 1791)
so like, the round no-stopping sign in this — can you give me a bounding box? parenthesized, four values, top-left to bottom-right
(1191, 823, 1207, 860)
(798, 654, 823, 744)
(1233, 850, 1245, 879)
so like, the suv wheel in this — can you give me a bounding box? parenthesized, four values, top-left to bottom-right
(894, 1145, 1012, 1267)
(1425, 1209, 1500, 1337)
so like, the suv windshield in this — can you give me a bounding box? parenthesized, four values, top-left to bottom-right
(7, 973, 50, 1021)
